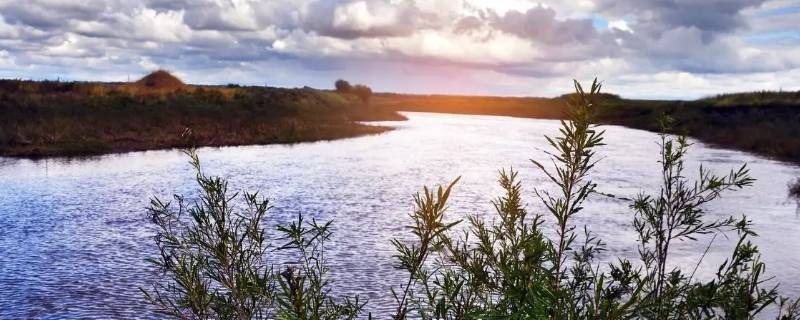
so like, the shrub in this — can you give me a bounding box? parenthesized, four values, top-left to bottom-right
(352, 85, 372, 103)
(790, 178, 800, 200)
(390, 79, 800, 319)
(334, 79, 371, 102)
(142, 149, 364, 319)
(144, 79, 800, 319)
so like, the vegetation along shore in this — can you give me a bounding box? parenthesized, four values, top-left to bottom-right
(373, 90, 800, 165)
(0, 71, 404, 158)
(3, 70, 799, 165)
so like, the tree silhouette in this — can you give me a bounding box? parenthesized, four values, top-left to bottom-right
(335, 79, 352, 93)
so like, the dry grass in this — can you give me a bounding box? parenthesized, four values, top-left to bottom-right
(118, 70, 190, 96)
(135, 70, 185, 88)
(0, 77, 402, 157)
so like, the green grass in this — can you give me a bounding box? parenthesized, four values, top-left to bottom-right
(601, 97, 800, 164)
(702, 90, 800, 106)
(373, 90, 800, 164)
(0, 79, 405, 157)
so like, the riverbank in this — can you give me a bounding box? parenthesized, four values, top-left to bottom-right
(0, 76, 405, 158)
(5, 74, 797, 164)
(373, 91, 800, 165)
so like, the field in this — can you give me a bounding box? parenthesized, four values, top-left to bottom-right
(4, 71, 799, 164)
(373, 91, 800, 164)
(0, 72, 404, 157)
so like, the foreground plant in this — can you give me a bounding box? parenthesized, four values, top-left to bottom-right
(275, 214, 366, 319)
(142, 149, 363, 319)
(790, 178, 800, 201)
(630, 116, 774, 319)
(391, 79, 800, 319)
(142, 79, 799, 319)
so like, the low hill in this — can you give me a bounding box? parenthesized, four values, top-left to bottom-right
(114, 70, 189, 95)
(135, 70, 186, 90)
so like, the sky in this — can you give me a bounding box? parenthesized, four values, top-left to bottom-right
(0, 0, 798, 99)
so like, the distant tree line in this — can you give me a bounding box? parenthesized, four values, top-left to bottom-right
(335, 79, 372, 102)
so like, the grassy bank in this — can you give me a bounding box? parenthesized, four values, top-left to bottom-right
(0, 73, 405, 157)
(373, 91, 800, 164)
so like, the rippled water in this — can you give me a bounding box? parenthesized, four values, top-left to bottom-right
(1, 112, 799, 318)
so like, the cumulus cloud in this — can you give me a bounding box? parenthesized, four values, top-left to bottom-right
(0, 0, 797, 98)
(182, 0, 261, 31)
(595, 0, 766, 42)
(301, 0, 424, 39)
(490, 5, 597, 44)
(0, 0, 109, 30)
(72, 8, 190, 42)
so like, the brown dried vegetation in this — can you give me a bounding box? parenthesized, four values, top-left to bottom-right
(0, 72, 404, 157)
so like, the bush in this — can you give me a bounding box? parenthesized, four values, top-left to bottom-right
(389, 79, 800, 319)
(352, 85, 372, 103)
(790, 178, 800, 200)
(144, 79, 800, 319)
(334, 79, 371, 102)
(142, 149, 365, 319)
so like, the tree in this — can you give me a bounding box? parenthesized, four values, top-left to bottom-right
(352, 85, 372, 102)
(335, 79, 372, 102)
(334, 79, 352, 93)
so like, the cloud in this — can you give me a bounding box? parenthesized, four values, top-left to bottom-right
(596, 0, 766, 43)
(182, 0, 259, 31)
(301, 0, 423, 39)
(0, 0, 796, 98)
(0, 0, 109, 30)
(490, 5, 597, 44)
(608, 20, 633, 33)
(71, 8, 190, 42)
(453, 16, 483, 35)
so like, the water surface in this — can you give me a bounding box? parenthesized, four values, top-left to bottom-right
(1, 112, 799, 318)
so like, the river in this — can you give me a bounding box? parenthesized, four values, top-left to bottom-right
(1, 112, 799, 318)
